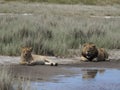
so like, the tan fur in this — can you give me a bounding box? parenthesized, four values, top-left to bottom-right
(80, 43, 109, 62)
(20, 47, 57, 66)
(96, 48, 108, 61)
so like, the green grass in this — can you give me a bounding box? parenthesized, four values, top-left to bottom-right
(0, 15, 120, 56)
(2, 0, 120, 5)
(0, 2, 120, 16)
(0, 66, 33, 90)
(0, 67, 13, 90)
(0, 3, 120, 57)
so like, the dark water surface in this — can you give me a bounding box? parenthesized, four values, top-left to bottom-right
(31, 68, 120, 90)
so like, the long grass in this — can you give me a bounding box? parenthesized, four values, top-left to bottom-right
(0, 66, 33, 90)
(0, 15, 120, 56)
(0, 3, 120, 56)
(0, 66, 13, 90)
(2, 0, 120, 5)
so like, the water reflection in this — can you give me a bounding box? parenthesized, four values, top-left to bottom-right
(82, 69, 105, 79)
(28, 68, 120, 90)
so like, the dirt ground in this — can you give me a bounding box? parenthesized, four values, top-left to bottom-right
(0, 49, 120, 81)
(5, 60, 120, 81)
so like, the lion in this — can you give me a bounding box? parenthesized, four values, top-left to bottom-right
(20, 47, 58, 66)
(80, 43, 108, 62)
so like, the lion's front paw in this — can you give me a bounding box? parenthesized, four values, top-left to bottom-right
(92, 58, 98, 62)
(80, 56, 88, 62)
(19, 61, 28, 65)
(27, 61, 36, 66)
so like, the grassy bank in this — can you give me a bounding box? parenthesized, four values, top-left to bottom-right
(2, 0, 120, 5)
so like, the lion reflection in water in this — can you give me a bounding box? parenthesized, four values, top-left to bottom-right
(82, 69, 105, 79)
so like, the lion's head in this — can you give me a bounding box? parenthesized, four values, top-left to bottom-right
(21, 47, 33, 59)
(81, 43, 98, 61)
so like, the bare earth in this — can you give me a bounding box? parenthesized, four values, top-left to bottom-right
(0, 50, 120, 81)
(7, 61, 120, 81)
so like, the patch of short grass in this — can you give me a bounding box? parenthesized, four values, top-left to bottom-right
(0, 2, 120, 16)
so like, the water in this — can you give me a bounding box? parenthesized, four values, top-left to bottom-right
(30, 68, 120, 90)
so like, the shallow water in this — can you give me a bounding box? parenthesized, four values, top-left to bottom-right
(29, 68, 120, 90)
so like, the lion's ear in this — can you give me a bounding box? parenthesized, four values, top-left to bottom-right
(92, 44, 96, 48)
(21, 47, 25, 50)
(83, 43, 88, 47)
(29, 47, 33, 52)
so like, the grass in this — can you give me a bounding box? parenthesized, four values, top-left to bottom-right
(0, 66, 33, 90)
(0, 3, 120, 57)
(0, 2, 120, 16)
(0, 66, 13, 90)
(0, 15, 120, 56)
(2, 0, 120, 5)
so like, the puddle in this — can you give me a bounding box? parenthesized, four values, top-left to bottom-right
(29, 68, 120, 90)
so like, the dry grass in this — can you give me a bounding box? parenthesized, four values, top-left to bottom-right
(2, 0, 120, 5)
(0, 15, 120, 56)
(0, 2, 120, 56)
(0, 66, 34, 90)
(0, 2, 120, 16)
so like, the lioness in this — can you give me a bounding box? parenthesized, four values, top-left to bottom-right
(20, 47, 58, 66)
(80, 43, 109, 62)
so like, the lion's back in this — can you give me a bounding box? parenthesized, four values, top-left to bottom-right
(32, 54, 47, 61)
(97, 48, 109, 61)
